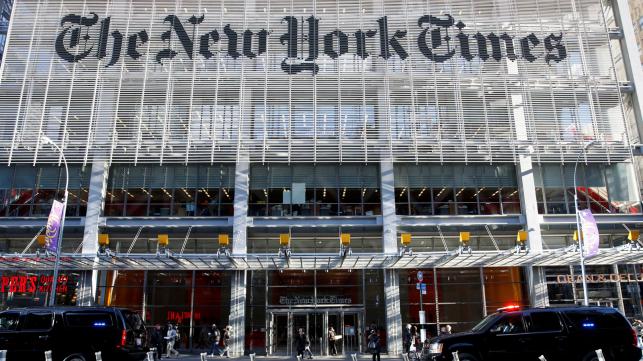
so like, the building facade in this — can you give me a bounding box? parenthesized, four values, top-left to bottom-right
(0, 0, 642, 356)
(628, 0, 643, 64)
(0, 0, 12, 63)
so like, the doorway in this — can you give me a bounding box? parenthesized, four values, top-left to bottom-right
(268, 309, 364, 356)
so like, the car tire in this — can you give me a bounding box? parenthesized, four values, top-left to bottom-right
(63, 355, 86, 361)
(456, 352, 479, 361)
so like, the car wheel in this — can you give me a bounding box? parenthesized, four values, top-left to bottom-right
(63, 355, 86, 361)
(457, 352, 480, 361)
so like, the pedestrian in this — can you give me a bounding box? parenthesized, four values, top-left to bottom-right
(197, 325, 209, 349)
(328, 326, 337, 356)
(208, 323, 221, 357)
(164, 324, 180, 358)
(221, 325, 231, 358)
(150, 324, 164, 360)
(403, 323, 412, 354)
(445, 324, 452, 335)
(410, 325, 419, 351)
(294, 328, 313, 359)
(367, 329, 381, 361)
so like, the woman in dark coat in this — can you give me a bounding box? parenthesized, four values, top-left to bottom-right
(368, 329, 381, 361)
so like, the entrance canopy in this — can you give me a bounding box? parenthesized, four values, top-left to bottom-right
(1, 246, 642, 271)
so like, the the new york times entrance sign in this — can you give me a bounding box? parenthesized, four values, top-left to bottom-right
(55, 13, 567, 74)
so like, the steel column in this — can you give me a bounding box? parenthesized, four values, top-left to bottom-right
(380, 161, 397, 255)
(383, 269, 402, 355)
(233, 160, 249, 256)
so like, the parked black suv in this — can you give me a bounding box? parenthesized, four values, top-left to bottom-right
(427, 306, 641, 361)
(0, 307, 147, 361)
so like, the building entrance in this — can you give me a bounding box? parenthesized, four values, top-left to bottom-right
(268, 308, 363, 356)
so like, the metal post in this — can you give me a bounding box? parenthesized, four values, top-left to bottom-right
(573, 140, 596, 307)
(42, 136, 69, 307)
(44, 351, 53, 361)
(595, 349, 606, 361)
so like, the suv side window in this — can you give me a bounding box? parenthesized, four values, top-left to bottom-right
(22, 312, 53, 331)
(490, 314, 525, 334)
(65, 313, 114, 328)
(0, 313, 19, 331)
(526, 312, 562, 333)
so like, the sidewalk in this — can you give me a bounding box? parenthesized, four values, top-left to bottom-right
(160, 354, 402, 360)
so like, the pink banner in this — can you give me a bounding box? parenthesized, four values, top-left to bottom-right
(45, 200, 65, 253)
(579, 209, 600, 258)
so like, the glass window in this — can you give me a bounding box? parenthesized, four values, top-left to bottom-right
(479, 187, 501, 215)
(23, 312, 53, 331)
(501, 188, 521, 214)
(250, 164, 380, 217)
(526, 312, 562, 332)
(490, 314, 524, 334)
(65, 313, 114, 328)
(0, 313, 19, 331)
(106, 165, 234, 217)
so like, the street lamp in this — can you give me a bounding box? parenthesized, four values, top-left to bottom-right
(41, 135, 69, 307)
(573, 140, 597, 307)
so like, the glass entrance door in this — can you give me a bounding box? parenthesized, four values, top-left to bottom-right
(268, 309, 363, 356)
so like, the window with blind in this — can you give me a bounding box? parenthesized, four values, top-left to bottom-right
(533, 163, 641, 215)
(249, 164, 380, 217)
(0, 165, 89, 217)
(394, 164, 519, 216)
(105, 165, 235, 217)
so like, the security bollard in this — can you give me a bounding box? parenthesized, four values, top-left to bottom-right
(200, 352, 207, 361)
(147, 350, 156, 361)
(44, 350, 53, 361)
(0, 350, 6, 361)
(249, 353, 256, 361)
(452, 350, 460, 361)
(595, 349, 606, 361)
(538, 356, 547, 361)
(95, 351, 103, 361)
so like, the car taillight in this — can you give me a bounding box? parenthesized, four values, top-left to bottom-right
(121, 330, 127, 347)
(631, 328, 638, 347)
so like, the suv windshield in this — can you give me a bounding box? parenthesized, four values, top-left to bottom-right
(471, 314, 499, 332)
(0, 313, 19, 331)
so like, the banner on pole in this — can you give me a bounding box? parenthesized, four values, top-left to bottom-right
(579, 209, 600, 258)
(45, 200, 65, 253)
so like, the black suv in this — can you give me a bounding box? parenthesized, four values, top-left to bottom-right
(0, 307, 147, 361)
(427, 306, 642, 361)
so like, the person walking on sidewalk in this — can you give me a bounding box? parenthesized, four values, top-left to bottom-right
(368, 329, 381, 361)
(164, 324, 180, 358)
(221, 325, 232, 358)
(296, 328, 314, 359)
(403, 323, 412, 354)
(150, 324, 164, 360)
(208, 323, 221, 357)
(328, 326, 337, 356)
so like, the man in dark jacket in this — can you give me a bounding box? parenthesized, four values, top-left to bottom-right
(150, 324, 164, 360)
(368, 329, 381, 361)
(295, 328, 308, 359)
(208, 323, 221, 357)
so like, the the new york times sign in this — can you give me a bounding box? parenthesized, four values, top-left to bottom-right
(55, 13, 567, 75)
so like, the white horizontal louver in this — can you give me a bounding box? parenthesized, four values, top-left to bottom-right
(0, 0, 632, 165)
